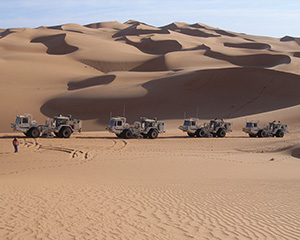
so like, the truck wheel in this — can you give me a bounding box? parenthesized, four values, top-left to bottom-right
(196, 129, 206, 138)
(148, 129, 158, 139)
(217, 129, 226, 138)
(123, 129, 133, 139)
(60, 127, 72, 138)
(258, 130, 267, 138)
(116, 134, 122, 138)
(249, 133, 256, 138)
(276, 130, 284, 138)
(29, 127, 40, 138)
(187, 132, 195, 137)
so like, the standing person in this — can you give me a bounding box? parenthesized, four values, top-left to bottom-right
(12, 137, 19, 153)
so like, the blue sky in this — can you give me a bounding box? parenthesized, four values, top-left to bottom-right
(1, 0, 299, 37)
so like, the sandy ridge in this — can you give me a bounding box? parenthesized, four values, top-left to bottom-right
(1, 20, 300, 132)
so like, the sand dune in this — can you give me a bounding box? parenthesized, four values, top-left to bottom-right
(39, 67, 300, 127)
(1, 20, 300, 132)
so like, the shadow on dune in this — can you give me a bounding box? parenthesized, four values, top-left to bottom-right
(280, 36, 300, 46)
(162, 23, 219, 38)
(123, 37, 182, 54)
(204, 50, 291, 67)
(291, 147, 300, 159)
(31, 34, 78, 55)
(294, 52, 300, 58)
(131, 56, 169, 71)
(214, 30, 237, 37)
(68, 75, 116, 90)
(113, 24, 169, 38)
(224, 42, 271, 50)
(40, 67, 300, 127)
(0, 29, 15, 39)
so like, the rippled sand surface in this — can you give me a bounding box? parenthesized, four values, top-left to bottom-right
(0, 131, 299, 239)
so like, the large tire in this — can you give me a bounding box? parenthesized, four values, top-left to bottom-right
(276, 130, 284, 138)
(187, 132, 195, 137)
(196, 129, 206, 138)
(116, 134, 122, 138)
(29, 127, 40, 138)
(249, 133, 256, 138)
(123, 129, 133, 139)
(59, 127, 72, 138)
(148, 129, 158, 139)
(217, 128, 226, 138)
(258, 130, 267, 138)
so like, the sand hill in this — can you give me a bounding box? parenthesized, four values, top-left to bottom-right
(1, 20, 300, 132)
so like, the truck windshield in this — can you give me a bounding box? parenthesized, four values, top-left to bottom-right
(183, 120, 190, 126)
(109, 120, 115, 126)
(16, 117, 20, 124)
(55, 119, 67, 127)
(246, 122, 253, 128)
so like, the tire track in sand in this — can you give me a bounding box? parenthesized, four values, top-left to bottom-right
(0, 138, 128, 176)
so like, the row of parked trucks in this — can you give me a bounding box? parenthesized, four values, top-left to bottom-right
(106, 116, 288, 139)
(11, 114, 289, 139)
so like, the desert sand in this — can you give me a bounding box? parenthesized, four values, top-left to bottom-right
(0, 129, 300, 239)
(1, 20, 300, 239)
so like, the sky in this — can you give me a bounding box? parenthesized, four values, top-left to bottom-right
(0, 0, 299, 38)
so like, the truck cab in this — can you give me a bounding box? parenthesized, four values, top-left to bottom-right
(178, 118, 201, 137)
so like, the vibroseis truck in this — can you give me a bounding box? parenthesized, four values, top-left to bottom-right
(106, 116, 165, 139)
(179, 118, 232, 138)
(11, 114, 82, 138)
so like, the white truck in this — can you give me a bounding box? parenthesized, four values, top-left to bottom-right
(11, 113, 82, 138)
(243, 120, 288, 138)
(106, 116, 165, 139)
(179, 118, 232, 138)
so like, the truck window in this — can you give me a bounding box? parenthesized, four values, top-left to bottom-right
(22, 118, 28, 124)
(183, 120, 190, 126)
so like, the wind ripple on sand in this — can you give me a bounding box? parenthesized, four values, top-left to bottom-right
(0, 183, 299, 239)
